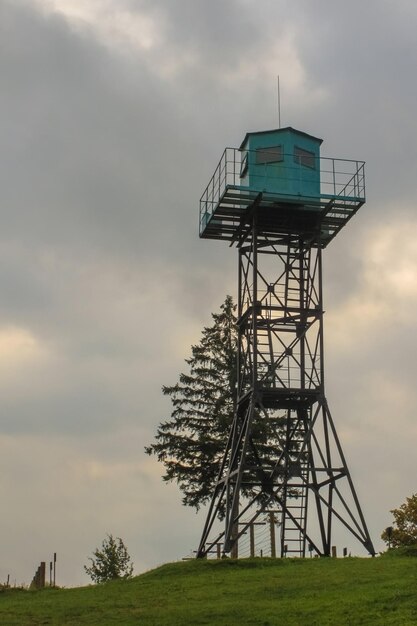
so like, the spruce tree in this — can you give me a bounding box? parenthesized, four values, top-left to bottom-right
(145, 296, 237, 511)
(146, 296, 286, 514)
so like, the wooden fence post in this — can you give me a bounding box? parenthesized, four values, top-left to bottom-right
(250, 522, 255, 558)
(39, 562, 46, 588)
(269, 512, 276, 558)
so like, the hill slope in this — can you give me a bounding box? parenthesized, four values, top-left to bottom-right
(0, 554, 416, 625)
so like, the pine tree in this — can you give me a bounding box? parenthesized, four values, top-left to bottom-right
(145, 296, 286, 515)
(145, 296, 237, 511)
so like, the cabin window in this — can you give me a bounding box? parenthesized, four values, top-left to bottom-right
(294, 146, 316, 169)
(255, 145, 283, 165)
(240, 152, 248, 177)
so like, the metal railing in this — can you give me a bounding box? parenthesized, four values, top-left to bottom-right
(200, 148, 365, 232)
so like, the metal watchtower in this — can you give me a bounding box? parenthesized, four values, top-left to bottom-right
(197, 126, 375, 559)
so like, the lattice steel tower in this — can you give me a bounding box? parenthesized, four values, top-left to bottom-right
(196, 127, 375, 559)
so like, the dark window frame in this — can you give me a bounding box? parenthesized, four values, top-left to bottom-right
(255, 145, 283, 165)
(294, 145, 316, 169)
(240, 152, 248, 178)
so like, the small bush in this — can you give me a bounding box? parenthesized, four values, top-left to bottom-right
(380, 544, 417, 558)
(84, 534, 134, 584)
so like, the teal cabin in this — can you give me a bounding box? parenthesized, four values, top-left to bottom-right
(239, 127, 322, 199)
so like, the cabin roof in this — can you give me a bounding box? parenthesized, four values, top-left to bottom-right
(239, 127, 323, 150)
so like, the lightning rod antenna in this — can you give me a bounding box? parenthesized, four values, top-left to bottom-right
(277, 75, 281, 128)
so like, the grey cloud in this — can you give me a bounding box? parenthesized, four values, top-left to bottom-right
(1, 3, 200, 260)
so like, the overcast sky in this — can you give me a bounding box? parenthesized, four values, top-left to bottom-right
(1, 0, 417, 587)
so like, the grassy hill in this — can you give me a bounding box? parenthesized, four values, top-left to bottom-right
(0, 551, 416, 625)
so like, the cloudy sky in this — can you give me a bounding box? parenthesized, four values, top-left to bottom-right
(1, 0, 417, 586)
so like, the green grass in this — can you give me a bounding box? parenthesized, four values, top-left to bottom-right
(0, 553, 416, 625)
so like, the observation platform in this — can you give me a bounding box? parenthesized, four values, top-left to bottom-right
(199, 147, 365, 248)
(237, 387, 322, 413)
